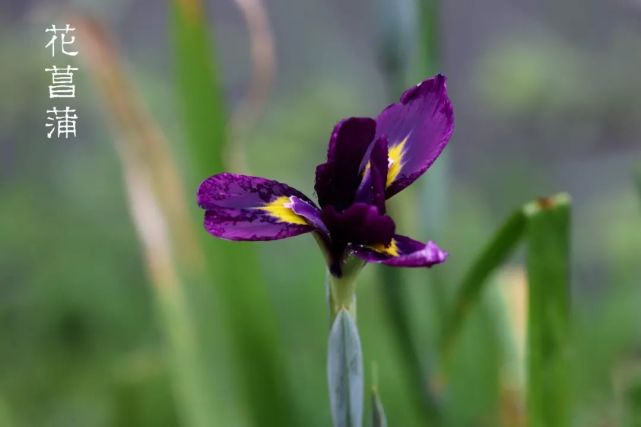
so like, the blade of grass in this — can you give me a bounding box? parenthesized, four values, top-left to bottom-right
(634, 168, 641, 207)
(75, 17, 229, 426)
(171, 2, 298, 425)
(371, 364, 388, 427)
(440, 209, 527, 358)
(227, 0, 276, 172)
(171, 0, 226, 180)
(371, 390, 388, 427)
(413, 0, 450, 342)
(416, 0, 440, 76)
(379, 267, 443, 423)
(374, 1, 448, 422)
(524, 194, 571, 427)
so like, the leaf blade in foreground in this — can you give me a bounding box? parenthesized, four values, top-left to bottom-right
(524, 194, 571, 427)
(328, 310, 364, 427)
(441, 208, 527, 357)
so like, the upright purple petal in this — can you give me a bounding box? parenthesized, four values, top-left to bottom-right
(197, 173, 316, 241)
(315, 117, 376, 210)
(350, 235, 447, 268)
(375, 74, 454, 198)
(355, 136, 388, 212)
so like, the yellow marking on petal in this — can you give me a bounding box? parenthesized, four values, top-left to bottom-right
(386, 135, 409, 188)
(369, 239, 400, 257)
(257, 196, 308, 225)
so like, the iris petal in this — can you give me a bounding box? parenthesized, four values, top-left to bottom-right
(197, 173, 316, 241)
(355, 136, 388, 212)
(315, 117, 376, 210)
(289, 196, 330, 238)
(350, 235, 447, 267)
(375, 74, 454, 198)
(321, 203, 395, 247)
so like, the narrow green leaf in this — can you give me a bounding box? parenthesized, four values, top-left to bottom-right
(416, 0, 441, 76)
(375, 2, 448, 423)
(524, 194, 571, 427)
(171, 0, 226, 179)
(328, 310, 364, 427)
(441, 209, 527, 357)
(371, 386, 388, 427)
(634, 168, 641, 206)
(370, 363, 388, 427)
(171, 2, 298, 425)
(379, 267, 442, 423)
(371, 393, 388, 427)
(76, 18, 229, 426)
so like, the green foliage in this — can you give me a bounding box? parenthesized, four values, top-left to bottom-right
(439, 195, 571, 426)
(171, 0, 226, 180)
(171, 2, 297, 425)
(635, 168, 641, 206)
(328, 310, 364, 427)
(441, 209, 526, 357)
(524, 194, 571, 427)
(371, 388, 388, 427)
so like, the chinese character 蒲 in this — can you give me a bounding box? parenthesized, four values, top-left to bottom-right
(45, 65, 78, 98)
(45, 24, 78, 57)
(46, 107, 78, 139)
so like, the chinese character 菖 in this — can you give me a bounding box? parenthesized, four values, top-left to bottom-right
(46, 106, 78, 139)
(45, 24, 78, 57)
(45, 65, 78, 98)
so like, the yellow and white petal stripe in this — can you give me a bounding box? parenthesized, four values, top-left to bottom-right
(386, 134, 409, 188)
(368, 238, 400, 257)
(257, 196, 308, 225)
(361, 133, 409, 189)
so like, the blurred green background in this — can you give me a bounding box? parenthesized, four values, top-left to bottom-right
(1, 0, 641, 426)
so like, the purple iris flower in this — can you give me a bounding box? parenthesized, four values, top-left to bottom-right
(197, 75, 454, 277)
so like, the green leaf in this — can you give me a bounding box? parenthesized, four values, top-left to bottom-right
(524, 194, 571, 427)
(378, 267, 442, 423)
(634, 168, 641, 207)
(371, 388, 388, 427)
(416, 0, 441, 76)
(171, 2, 298, 425)
(441, 208, 527, 358)
(328, 310, 364, 427)
(171, 0, 226, 179)
(374, 1, 448, 420)
(75, 17, 230, 426)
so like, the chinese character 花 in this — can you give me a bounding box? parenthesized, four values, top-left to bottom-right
(45, 24, 78, 57)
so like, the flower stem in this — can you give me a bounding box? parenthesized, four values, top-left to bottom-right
(327, 258, 365, 324)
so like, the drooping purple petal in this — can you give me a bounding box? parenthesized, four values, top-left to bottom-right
(375, 74, 454, 198)
(355, 136, 388, 212)
(350, 235, 447, 267)
(321, 203, 395, 247)
(315, 117, 376, 210)
(197, 173, 316, 241)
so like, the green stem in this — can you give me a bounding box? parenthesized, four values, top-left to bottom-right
(327, 258, 365, 324)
